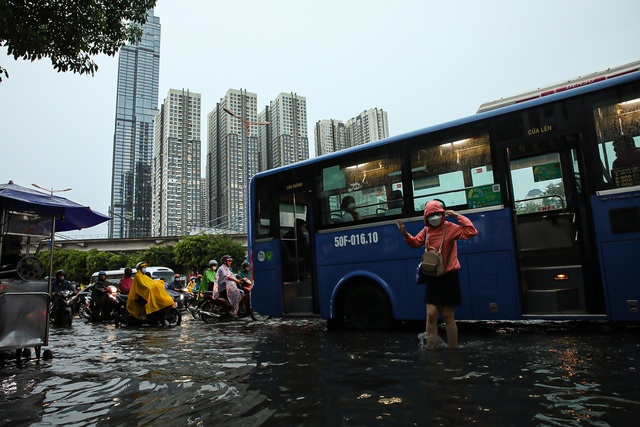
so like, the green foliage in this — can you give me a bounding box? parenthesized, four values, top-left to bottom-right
(172, 233, 247, 272)
(34, 234, 247, 283)
(134, 244, 176, 271)
(0, 0, 158, 81)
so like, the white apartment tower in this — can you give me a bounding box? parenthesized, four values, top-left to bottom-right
(345, 108, 389, 147)
(314, 119, 347, 157)
(259, 92, 308, 170)
(152, 89, 202, 236)
(207, 89, 259, 233)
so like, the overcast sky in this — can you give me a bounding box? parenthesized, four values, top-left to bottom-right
(1, 0, 639, 238)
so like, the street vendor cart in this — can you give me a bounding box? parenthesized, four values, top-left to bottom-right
(0, 182, 109, 362)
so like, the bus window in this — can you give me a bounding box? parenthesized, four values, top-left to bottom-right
(254, 179, 273, 238)
(319, 153, 402, 226)
(409, 132, 497, 212)
(593, 96, 640, 189)
(510, 153, 566, 215)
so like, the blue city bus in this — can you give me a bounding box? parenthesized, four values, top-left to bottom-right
(249, 61, 640, 330)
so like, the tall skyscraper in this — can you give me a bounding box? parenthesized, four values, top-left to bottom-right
(314, 119, 347, 156)
(152, 89, 202, 236)
(259, 92, 308, 170)
(109, 9, 160, 238)
(207, 89, 259, 233)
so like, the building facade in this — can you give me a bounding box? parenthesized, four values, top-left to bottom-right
(152, 89, 202, 236)
(259, 92, 308, 170)
(110, 9, 161, 238)
(314, 108, 389, 156)
(207, 89, 260, 233)
(346, 107, 389, 148)
(314, 119, 347, 157)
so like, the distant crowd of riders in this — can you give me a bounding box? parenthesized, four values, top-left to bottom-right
(49, 255, 254, 327)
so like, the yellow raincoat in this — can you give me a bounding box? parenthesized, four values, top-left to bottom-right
(126, 271, 175, 318)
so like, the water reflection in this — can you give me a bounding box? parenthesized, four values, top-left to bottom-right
(1, 319, 639, 426)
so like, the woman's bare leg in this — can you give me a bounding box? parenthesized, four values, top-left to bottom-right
(425, 304, 439, 348)
(441, 306, 458, 348)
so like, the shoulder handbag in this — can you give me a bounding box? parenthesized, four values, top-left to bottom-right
(419, 226, 447, 277)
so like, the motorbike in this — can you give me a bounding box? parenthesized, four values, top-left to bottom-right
(50, 290, 76, 327)
(199, 280, 256, 323)
(87, 285, 119, 322)
(112, 291, 182, 327)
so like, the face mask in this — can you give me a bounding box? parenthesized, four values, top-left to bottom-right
(427, 214, 443, 226)
(141, 267, 147, 273)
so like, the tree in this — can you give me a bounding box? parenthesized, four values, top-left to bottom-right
(134, 244, 176, 271)
(0, 0, 157, 82)
(174, 234, 247, 273)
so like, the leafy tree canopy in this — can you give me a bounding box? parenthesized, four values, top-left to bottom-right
(0, 0, 157, 81)
(38, 234, 248, 285)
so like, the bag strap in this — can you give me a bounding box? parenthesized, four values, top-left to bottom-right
(437, 225, 447, 252)
(424, 225, 447, 253)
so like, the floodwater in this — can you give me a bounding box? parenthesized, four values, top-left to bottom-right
(1, 315, 639, 426)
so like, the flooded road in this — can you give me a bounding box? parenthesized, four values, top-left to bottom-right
(1, 316, 639, 426)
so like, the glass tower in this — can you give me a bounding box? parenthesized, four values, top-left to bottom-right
(109, 10, 161, 238)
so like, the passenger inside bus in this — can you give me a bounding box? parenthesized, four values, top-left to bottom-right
(612, 134, 640, 169)
(340, 196, 360, 221)
(385, 190, 404, 216)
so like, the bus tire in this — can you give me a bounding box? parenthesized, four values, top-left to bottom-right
(341, 284, 392, 331)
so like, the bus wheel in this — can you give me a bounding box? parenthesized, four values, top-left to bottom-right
(342, 284, 392, 331)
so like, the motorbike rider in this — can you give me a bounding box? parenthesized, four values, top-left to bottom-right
(235, 261, 253, 288)
(126, 261, 175, 321)
(91, 270, 115, 319)
(118, 268, 133, 295)
(199, 260, 218, 298)
(217, 255, 243, 317)
(51, 269, 75, 321)
(167, 274, 182, 291)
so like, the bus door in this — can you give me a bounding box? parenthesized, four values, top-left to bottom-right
(277, 189, 316, 315)
(506, 134, 598, 316)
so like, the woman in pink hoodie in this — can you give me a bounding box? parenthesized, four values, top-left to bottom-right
(397, 201, 477, 349)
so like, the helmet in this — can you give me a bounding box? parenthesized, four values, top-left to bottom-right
(135, 261, 147, 270)
(98, 270, 106, 276)
(124, 268, 133, 275)
(242, 261, 250, 268)
(197, 274, 202, 278)
(174, 273, 180, 278)
(221, 255, 233, 263)
(55, 269, 65, 277)
(208, 259, 218, 267)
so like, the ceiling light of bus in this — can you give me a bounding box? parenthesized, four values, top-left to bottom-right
(346, 163, 367, 169)
(619, 98, 640, 106)
(439, 139, 468, 149)
(554, 274, 569, 281)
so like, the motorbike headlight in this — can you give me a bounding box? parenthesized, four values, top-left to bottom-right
(179, 294, 184, 300)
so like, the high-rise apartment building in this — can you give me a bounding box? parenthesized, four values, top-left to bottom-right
(314, 108, 389, 156)
(110, 9, 160, 239)
(207, 89, 259, 233)
(346, 108, 389, 147)
(151, 89, 202, 236)
(259, 92, 308, 170)
(314, 119, 347, 157)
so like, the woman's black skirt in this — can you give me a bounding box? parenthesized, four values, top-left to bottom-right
(424, 269, 461, 306)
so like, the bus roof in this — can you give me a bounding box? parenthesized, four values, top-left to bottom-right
(476, 60, 640, 113)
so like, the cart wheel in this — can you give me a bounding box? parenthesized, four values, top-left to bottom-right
(16, 256, 44, 280)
